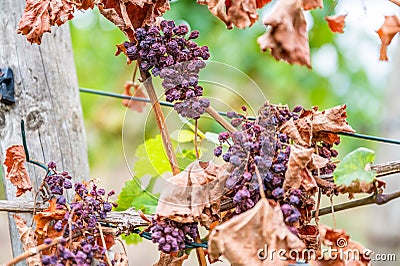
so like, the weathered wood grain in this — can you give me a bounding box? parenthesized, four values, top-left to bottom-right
(0, 0, 89, 264)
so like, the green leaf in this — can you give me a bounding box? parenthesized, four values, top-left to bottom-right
(171, 129, 195, 143)
(333, 147, 376, 186)
(121, 232, 143, 245)
(115, 177, 158, 214)
(134, 135, 173, 177)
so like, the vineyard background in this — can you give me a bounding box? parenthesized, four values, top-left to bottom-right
(0, 0, 399, 265)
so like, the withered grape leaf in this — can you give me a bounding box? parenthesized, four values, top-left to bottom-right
(153, 252, 188, 266)
(3, 145, 32, 197)
(283, 145, 317, 192)
(257, 0, 311, 68)
(302, 0, 323, 10)
(311, 105, 355, 139)
(376, 15, 400, 61)
(208, 198, 305, 265)
(122, 81, 147, 113)
(14, 214, 41, 266)
(17, 0, 93, 44)
(333, 147, 376, 186)
(309, 224, 370, 265)
(325, 14, 347, 34)
(280, 105, 355, 146)
(155, 161, 229, 223)
(34, 198, 66, 245)
(280, 117, 312, 147)
(197, 0, 271, 29)
(97, 0, 170, 41)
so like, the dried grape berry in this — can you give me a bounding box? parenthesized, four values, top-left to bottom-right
(123, 20, 210, 118)
(149, 218, 198, 253)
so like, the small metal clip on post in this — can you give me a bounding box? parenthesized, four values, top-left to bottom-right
(0, 67, 15, 105)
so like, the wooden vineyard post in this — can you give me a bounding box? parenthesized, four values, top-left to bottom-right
(0, 0, 89, 263)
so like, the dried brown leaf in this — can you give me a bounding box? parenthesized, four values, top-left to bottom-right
(197, 0, 271, 29)
(376, 15, 400, 61)
(122, 81, 147, 113)
(97, 233, 115, 250)
(113, 253, 129, 266)
(281, 105, 354, 147)
(208, 198, 305, 265)
(337, 178, 386, 199)
(153, 252, 189, 266)
(3, 145, 32, 197)
(309, 225, 370, 265)
(298, 224, 320, 254)
(302, 0, 323, 10)
(312, 105, 355, 141)
(17, 0, 94, 44)
(14, 214, 41, 266)
(279, 118, 311, 147)
(156, 161, 229, 223)
(308, 153, 329, 170)
(34, 198, 66, 245)
(284, 145, 317, 192)
(257, 0, 311, 68)
(325, 14, 347, 34)
(98, 0, 170, 41)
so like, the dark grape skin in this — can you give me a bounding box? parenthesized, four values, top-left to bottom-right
(124, 20, 210, 119)
(216, 104, 323, 233)
(149, 219, 198, 253)
(43, 161, 116, 265)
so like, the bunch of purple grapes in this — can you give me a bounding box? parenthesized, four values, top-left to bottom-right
(46, 162, 73, 195)
(123, 20, 210, 119)
(42, 238, 107, 266)
(148, 218, 198, 253)
(215, 104, 309, 231)
(41, 162, 117, 265)
(311, 142, 339, 176)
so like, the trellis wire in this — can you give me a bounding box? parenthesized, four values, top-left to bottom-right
(79, 87, 400, 146)
(16, 88, 400, 253)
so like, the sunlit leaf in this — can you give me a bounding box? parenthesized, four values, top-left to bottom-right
(121, 233, 143, 245)
(115, 177, 159, 214)
(333, 147, 376, 186)
(134, 135, 173, 177)
(171, 129, 195, 143)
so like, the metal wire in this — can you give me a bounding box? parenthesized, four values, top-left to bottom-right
(79, 87, 400, 146)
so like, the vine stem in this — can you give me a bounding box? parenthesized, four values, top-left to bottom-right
(139, 68, 206, 265)
(314, 190, 400, 217)
(5, 236, 65, 266)
(139, 69, 180, 175)
(205, 106, 237, 132)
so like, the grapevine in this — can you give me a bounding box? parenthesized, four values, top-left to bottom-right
(2, 0, 400, 266)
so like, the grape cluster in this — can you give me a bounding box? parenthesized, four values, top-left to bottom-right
(173, 97, 210, 119)
(42, 238, 107, 266)
(215, 104, 308, 230)
(41, 162, 117, 265)
(123, 20, 210, 118)
(312, 142, 339, 176)
(149, 218, 198, 253)
(46, 162, 73, 195)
